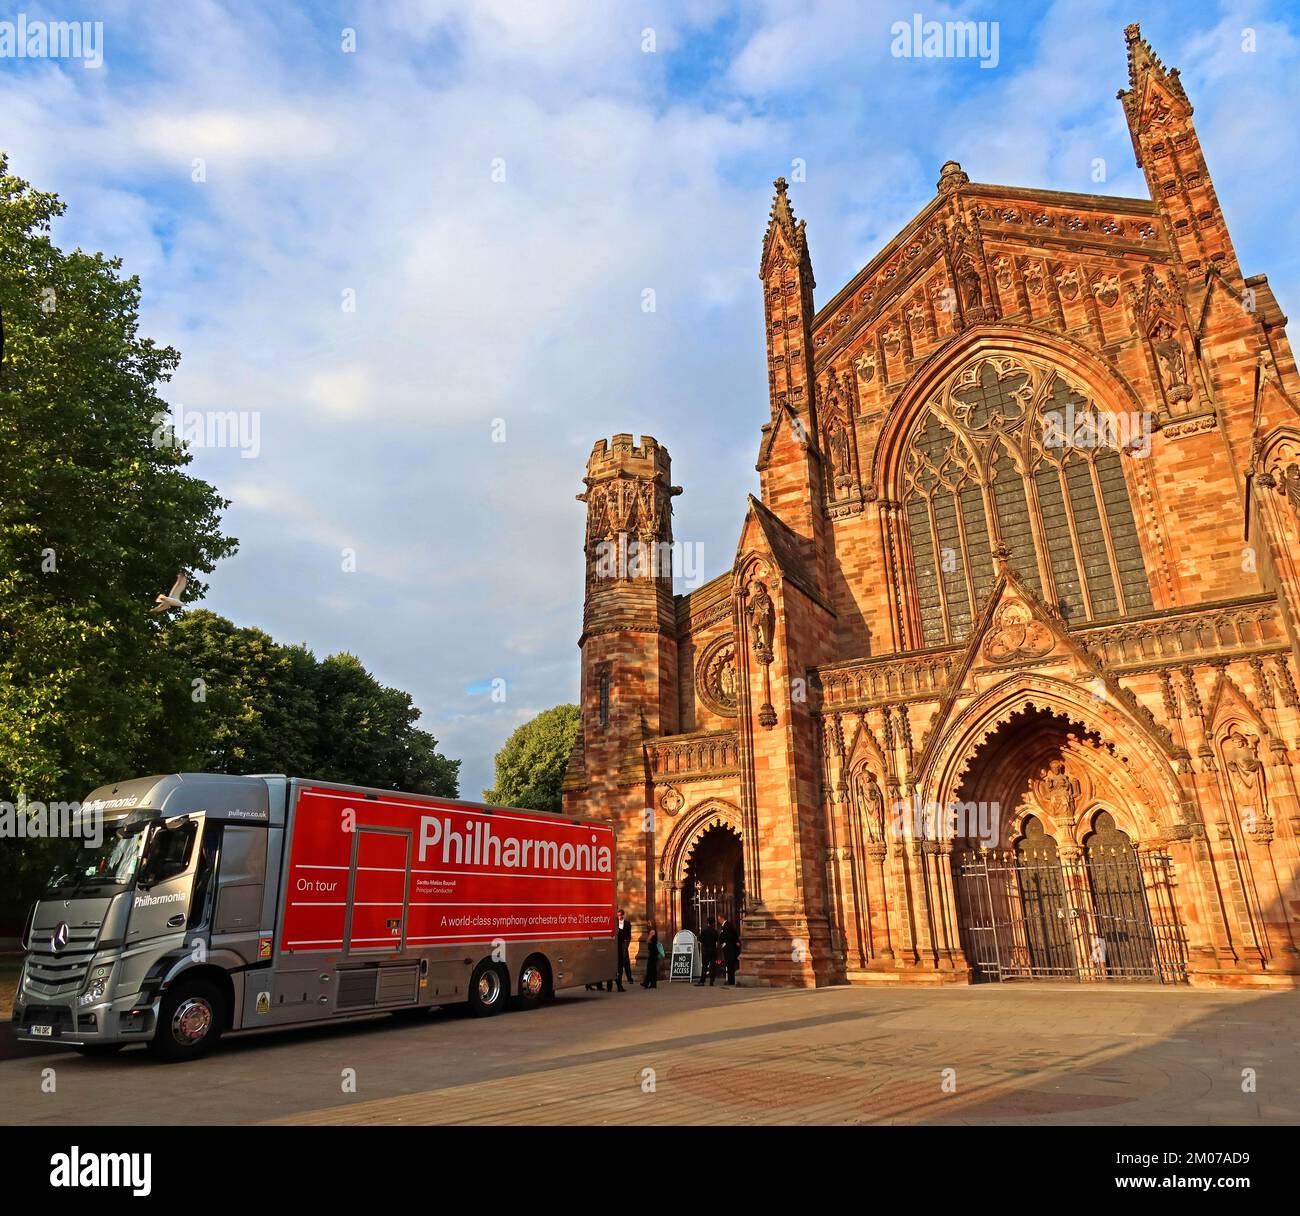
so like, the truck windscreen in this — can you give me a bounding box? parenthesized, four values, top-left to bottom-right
(45, 811, 156, 895)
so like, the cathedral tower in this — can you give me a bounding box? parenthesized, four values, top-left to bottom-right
(567, 434, 681, 919)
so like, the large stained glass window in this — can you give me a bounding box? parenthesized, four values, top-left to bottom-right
(902, 356, 1153, 647)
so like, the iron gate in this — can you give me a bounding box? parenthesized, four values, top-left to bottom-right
(956, 848, 1187, 983)
(690, 883, 735, 932)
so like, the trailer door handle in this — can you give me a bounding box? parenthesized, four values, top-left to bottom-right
(166, 914, 185, 928)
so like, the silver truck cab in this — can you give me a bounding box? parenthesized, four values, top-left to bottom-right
(13, 773, 282, 1059)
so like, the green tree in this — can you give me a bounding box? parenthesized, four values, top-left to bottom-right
(311, 652, 460, 795)
(0, 154, 236, 801)
(144, 610, 318, 777)
(146, 611, 459, 797)
(483, 704, 580, 812)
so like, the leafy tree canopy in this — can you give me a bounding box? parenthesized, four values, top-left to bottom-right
(0, 153, 236, 799)
(483, 704, 580, 813)
(150, 610, 461, 796)
(0, 159, 460, 928)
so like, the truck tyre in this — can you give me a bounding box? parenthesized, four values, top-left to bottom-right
(467, 961, 508, 1017)
(514, 955, 550, 1011)
(149, 979, 225, 1061)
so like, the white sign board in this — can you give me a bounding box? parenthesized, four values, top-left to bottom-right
(670, 928, 699, 982)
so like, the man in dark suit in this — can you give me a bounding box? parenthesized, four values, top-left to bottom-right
(696, 917, 719, 986)
(614, 908, 634, 988)
(718, 915, 741, 986)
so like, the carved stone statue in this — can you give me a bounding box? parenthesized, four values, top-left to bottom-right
(1222, 729, 1273, 844)
(827, 423, 850, 489)
(1223, 730, 1263, 783)
(1039, 758, 1080, 826)
(853, 767, 887, 844)
(699, 640, 738, 715)
(1151, 320, 1192, 403)
(748, 582, 775, 655)
(1283, 463, 1300, 513)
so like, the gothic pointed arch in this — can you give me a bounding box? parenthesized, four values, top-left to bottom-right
(1203, 666, 1273, 743)
(1258, 422, 1300, 469)
(659, 798, 743, 886)
(870, 325, 1150, 493)
(920, 672, 1190, 846)
(870, 326, 1161, 648)
(1258, 423, 1300, 513)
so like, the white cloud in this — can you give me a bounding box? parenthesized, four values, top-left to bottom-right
(5, 0, 1297, 797)
(134, 108, 337, 163)
(304, 364, 374, 417)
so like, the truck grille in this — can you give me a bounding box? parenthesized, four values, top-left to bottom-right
(25, 926, 101, 998)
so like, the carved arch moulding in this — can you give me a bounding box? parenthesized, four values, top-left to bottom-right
(916, 673, 1191, 846)
(659, 798, 743, 886)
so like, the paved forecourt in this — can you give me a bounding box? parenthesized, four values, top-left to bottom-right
(1, 981, 1295, 1126)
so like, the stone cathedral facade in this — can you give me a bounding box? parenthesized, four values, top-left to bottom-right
(563, 26, 1300, 988)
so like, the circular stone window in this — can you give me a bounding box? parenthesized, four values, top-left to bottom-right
(696, 634, 739, 718)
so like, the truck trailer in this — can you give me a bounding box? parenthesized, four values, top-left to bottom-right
(13, 773, 617, 1060)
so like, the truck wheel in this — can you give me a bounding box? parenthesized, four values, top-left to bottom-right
(514, 956, 550, 1011)
(149, 980, 225, 1061)
(467, 961, 508, 1017)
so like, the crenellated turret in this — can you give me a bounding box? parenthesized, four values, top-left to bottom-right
(577, 434, 681, 636)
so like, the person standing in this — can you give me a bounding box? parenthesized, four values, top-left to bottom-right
(616, 908, 634, 988)
(718, 914, 741, 986)
(641, 925, 661, 989)
(696, 917, 719, 986)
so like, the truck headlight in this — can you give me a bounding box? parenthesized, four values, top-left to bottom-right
(78, 964, 113, 1006)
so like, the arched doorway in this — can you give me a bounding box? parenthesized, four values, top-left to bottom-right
(949, 705, 1186, 982)
(683, 824, 743, 934)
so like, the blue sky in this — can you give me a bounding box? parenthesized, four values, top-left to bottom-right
(3, 0, 1298, 798)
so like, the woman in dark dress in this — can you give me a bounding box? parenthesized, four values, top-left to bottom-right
(641, 925, 660, 989)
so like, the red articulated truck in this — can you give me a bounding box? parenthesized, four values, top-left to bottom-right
(14, 774, 617, 1060)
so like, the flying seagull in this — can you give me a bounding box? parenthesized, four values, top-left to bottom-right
(149, 571, 189, 614)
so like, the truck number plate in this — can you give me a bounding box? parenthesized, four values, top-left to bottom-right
(31, 1025, 53, 1037)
